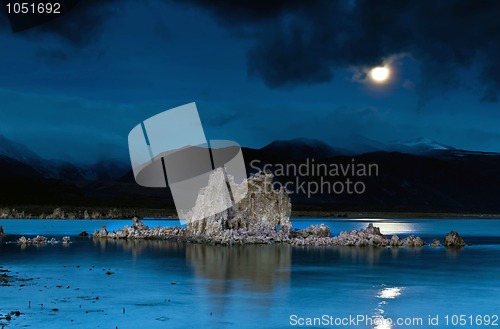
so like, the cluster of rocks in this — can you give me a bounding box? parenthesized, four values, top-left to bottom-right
(291, 224, 331, 239)
(290, 223, 427, 247)
(95, 217, 467, 248)
(17, 236, 70, 245)
(0, 208, 28, 219)
(94, 220, 293, 244)
(0, 207, 136, 219)
(93, 172, 292, 244)
(87, 172, 468, 248)
(93, 218, 465, 247)
(93, 217, 187, 240)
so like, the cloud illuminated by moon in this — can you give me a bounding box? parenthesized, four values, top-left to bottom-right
(370, 66, 390, 83)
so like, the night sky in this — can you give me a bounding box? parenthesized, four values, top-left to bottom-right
(1, 0, 499, 163)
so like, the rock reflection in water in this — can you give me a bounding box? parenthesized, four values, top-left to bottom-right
(93, 238, 292, 294)
(92, 238, 186, 258)
(186, 244, 291, 294)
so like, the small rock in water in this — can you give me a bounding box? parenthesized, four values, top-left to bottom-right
(78, 231, 89, 237)
(62, 236, 70, 244)
(429, 239, 441, 247)
(17, 235, 48, 245)
(443, 231, 465, 247)
(400, 235, 426, 247)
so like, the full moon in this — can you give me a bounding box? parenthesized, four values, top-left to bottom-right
(370, 66, 390, 82)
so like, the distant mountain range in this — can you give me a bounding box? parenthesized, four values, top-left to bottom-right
(259, 136, 497, 158)
(2, 134, 500, 214)
(0, 135, 128, 181)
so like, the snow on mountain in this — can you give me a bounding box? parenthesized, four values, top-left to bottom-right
(388, 137, 456, 154)
(0, 135, 44, 164)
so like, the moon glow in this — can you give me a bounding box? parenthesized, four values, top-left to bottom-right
(370, 66, 390, 82)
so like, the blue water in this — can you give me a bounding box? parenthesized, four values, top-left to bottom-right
(1, 218, 500, 328)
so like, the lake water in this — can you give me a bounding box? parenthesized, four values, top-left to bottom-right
(1, 218, 500, 328)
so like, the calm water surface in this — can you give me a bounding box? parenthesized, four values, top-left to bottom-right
(0, 218, 499, 328)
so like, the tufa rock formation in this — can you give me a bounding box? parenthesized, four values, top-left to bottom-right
(185, 170, 292, 237)
(429, 239, 441, 247)
(443, 231, 466, 247)
(93, 225, 109, 238)
(291, 223, 427, 247)
(291, 224, 331, 238)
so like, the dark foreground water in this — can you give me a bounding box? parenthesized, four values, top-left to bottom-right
(0, 219, 500, 328)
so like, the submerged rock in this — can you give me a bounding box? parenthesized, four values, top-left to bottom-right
(443, 231, 465, 247)
(0, 225, 5, 237)
(79, 231, 89, 237)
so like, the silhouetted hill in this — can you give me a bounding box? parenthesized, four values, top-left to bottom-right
(0, 155, 43, 179)
(260, 138, 351, 160)
(2, 136, 500, 214)
(0, 134, 129, 181)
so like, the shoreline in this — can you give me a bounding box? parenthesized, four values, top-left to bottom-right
(2, 207, 500, 220)
(292, 210, 500, 219)
(2, 216, 500, 220)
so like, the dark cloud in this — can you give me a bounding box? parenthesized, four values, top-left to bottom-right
(32, 0, 122, 47)
(1, 0, 124, 61)
(174, 0, 305, 27)
(178, 0, 500, 102)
